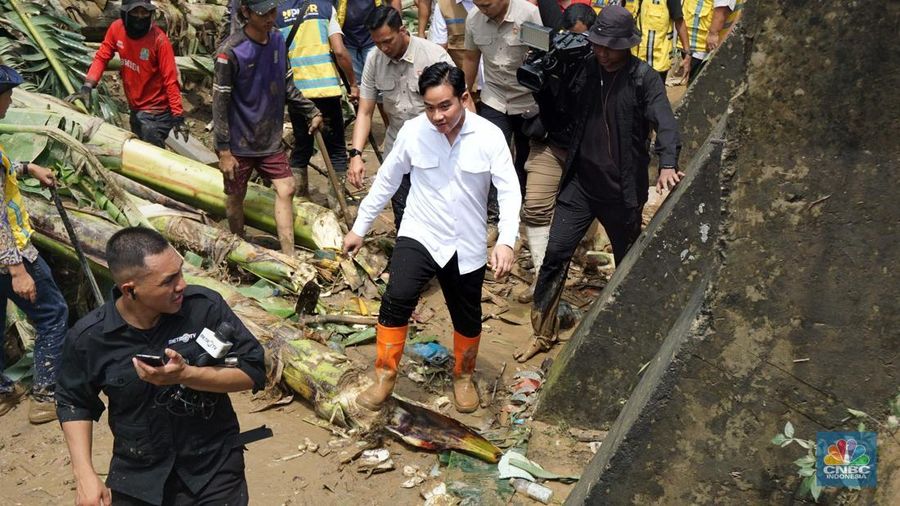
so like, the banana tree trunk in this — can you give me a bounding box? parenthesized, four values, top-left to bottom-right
(24, 189, 502, 462)
(144, 209, 317, 293)
(9, 90, 343, 250)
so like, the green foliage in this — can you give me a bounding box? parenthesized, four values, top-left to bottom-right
(0, 0, 122, 123)
(771, 421, 821, 502)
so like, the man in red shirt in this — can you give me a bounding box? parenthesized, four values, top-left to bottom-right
(67, 0, 188, 147)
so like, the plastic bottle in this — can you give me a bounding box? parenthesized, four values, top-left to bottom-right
(510, 478, 553, 504)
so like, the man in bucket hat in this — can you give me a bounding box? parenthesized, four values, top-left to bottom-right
(515, 5, 682, 362)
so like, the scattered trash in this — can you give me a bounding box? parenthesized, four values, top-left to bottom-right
(408, 341, 451, 367)
(497, 451, 535, 481)
(441, 451, 515, 504)
(510, 478, 553, 504)
(302, 437, 319, 453)
(503, 450, 580, 483)
(412, 305, 436, 323)
(432, 396, 452, 412)
(421, 482, 454, 506)
(400, 465, 428, 488)
(356, 449, 394, 476)
(408, 370, 427, 383)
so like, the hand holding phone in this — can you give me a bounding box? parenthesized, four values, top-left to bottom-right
(135, 354, 166, 368)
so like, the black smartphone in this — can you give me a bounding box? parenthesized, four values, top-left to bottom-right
(135, 354, 166, 367)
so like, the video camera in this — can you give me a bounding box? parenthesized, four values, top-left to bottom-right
(516, 22, 592, 93)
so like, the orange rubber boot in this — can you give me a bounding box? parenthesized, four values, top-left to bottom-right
(452, 331, 481, 413)
(357, 324, 408, 411)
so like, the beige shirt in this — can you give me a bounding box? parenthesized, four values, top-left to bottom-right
(360, 36, 454, 152)
(464, 0, 542, 115)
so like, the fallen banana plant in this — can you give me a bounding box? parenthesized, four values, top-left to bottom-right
(27, 195, 502, 463)
(8, 90, 343, 250)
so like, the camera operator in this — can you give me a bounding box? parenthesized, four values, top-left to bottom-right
(56, 227, 266, 506)
(516, 3, 595, 304)
(515, 5, 682, 362)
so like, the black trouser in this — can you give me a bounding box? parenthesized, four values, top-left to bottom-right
(390, 174, 412, 232)
(129, 110, 179, 148)
(531, 178, 643, 338)
(288, 96, 347, 173)
(111, 449, 248, 506)
(379, 237, 484, 337)
(688, 56, 707, 84)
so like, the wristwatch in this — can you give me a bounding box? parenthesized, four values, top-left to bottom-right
(348, 148, 363, 159)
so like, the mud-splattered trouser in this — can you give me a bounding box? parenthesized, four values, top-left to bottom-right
(129, 110, 180, 148)
(0, 255, 68, 396)
(379, 237, 484, 338)
(531, 178, 643, 339)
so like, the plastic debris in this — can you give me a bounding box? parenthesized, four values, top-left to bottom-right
(408, 341, 451, 366)
(400, 465, 428, 488)
(504, 451, 580, 483)
(510, 478, 553, 504)
(357, 449, 394, 475)
(498, 451, 535, 481)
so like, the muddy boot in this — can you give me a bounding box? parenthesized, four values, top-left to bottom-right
(0, 383, 26, 417)
(292, 165, 309, 199)
(356, 324, 408, 411)
(452, 331, 481, 413)
(28, 390, 57, 425)
(513, 334, 556, 363)
(516, 225, 550, 304)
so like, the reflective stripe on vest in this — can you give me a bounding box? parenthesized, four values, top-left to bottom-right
(632, 0, 674, 72)
(282, 1, 343, 98)
(0, 148, 34, 251)
(680, 0, 743, 54)
(438, 0, 468, 50)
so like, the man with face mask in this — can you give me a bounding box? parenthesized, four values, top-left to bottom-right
(68, 0, 188, 148)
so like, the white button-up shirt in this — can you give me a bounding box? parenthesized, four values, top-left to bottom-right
(351, 112, 521, 274)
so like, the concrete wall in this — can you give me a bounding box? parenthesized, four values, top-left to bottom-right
(563, 0, 900, 502)
(535, 0, 749, 430)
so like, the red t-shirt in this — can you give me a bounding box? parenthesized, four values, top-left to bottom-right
(86, 20, 183, 116)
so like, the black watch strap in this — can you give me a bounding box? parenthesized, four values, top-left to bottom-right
(348, 148, 363, 158)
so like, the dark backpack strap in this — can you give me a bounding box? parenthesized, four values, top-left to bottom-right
(631, 59, 651, 112)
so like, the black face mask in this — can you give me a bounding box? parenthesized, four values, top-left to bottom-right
(122, 12, 152, 39)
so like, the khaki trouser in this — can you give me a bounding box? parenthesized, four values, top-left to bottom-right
(523, 141, 566, 227)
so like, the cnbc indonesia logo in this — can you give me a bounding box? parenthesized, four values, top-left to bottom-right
(817, 432, 877, 487)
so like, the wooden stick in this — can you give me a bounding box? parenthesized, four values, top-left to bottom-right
(314, 130, 352, 229)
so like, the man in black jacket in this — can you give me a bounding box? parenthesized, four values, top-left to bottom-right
(56, 227, 266, 506)
(515, 5, 683, 362)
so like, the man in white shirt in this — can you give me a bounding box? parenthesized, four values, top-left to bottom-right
(344, 62, 521, 413)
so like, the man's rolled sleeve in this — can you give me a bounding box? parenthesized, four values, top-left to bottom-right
(55, 332, 105, 423)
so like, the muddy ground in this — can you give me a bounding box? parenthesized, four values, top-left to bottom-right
(0, 75, 687, 505)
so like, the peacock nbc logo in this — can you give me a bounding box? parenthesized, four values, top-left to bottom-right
(823, 438, 869, 467)
(817, 432, 876, 487)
